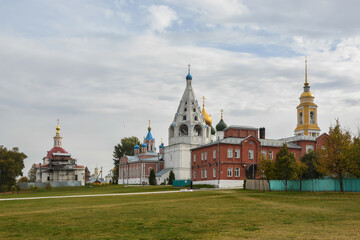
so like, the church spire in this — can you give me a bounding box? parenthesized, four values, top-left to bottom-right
(305, 56, 309, 87)
(53, 119, 63, 147)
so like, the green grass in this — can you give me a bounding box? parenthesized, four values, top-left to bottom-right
(1, 187, 360, 239)
(0, 184, 175, 198)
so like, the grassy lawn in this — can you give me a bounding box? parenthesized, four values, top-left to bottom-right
(1, 188, 360, 239)
(0, 185, 175, 199)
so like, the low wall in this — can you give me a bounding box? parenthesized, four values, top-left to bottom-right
(245, 180, 269, 191)
(193, 180, 244, 188)
(269, 178, 360, 192)
(18, 181, 82, 189)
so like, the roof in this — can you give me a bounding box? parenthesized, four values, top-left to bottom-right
(126, 153, 160, 163)
(259, 139, 301, 149)
(216, 119, 228, 131)
(145, 129, 155, 141)
(52, 153, 71, 157)
(156, 168, 171, 177)
(192, 137, 301, 150)
(281, 135, 317, 142)
(224, 125, 258, 131)
(46, 147, 68, 158)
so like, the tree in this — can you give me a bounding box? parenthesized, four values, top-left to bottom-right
(0, 146, 27, 192)
(168, 170, 175, 185)
(18, 176, 29, 183)
(272, 144, 297, 191)
(300, 150, 323, 179)
(28, 164, 37, 182)
(294, 161, 307, 191)
(257, 155, 275, 180)
(348, 135, 360, 178)
(317, 119, 352, 192)
(113, 136, 140, 184)
(149, 169, 157, 185)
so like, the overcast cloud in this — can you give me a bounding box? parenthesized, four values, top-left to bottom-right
(1, 0, 359, 176)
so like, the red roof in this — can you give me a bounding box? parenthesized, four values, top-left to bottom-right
(46, 147, 68, 158)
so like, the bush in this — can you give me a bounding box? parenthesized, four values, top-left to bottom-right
(1, 185, 9, 193)
(46, 183, 52, 189)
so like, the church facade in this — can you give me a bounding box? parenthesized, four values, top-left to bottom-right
(163, 66, 213, 180)
(30, 121, 86, 186)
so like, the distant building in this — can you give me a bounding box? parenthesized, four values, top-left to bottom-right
(118, 122, 164, 184)
(31, 120, 85, 185)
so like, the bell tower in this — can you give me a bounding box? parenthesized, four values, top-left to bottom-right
(294, 57, 321, 137)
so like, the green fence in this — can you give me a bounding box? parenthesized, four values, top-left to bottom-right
(172, 179, 191, 187)
(269, 178, 360, 192)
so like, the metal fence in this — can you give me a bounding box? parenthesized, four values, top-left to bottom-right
(269, 178, 360, 192)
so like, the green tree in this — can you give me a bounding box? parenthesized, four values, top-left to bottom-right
(149, 169, 157, 185)
(294, 161, 307, 191)
(301, 151, 323, 179)
(28, 164, 37, 182)
(348, 135, 360, 178)
(168, 170, 175, 185)
(272, 144, 297, 191)
(0, 146, 27, 192)
(317, 119, 352, 192)
(257, 155, 275, 180)
(17, 176, 29, 183)
(113, 136, 140, 184)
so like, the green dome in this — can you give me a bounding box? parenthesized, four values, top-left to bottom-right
(211, 125, 216, 135)
(216, 119, 228, 131)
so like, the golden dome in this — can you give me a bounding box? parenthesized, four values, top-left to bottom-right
(202, 96, 212, 126)
(300, 91, 314, 98)
(56, 119, 60, 134)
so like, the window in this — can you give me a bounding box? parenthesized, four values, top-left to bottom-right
(75, 175, 78, 181)
(227, 149, 233, 158)
(201, 169, 204, 179)
(235, 149, 240, 158)
(201, 152, 204, 160)
(193, 108, 196, 112)
(299, 112, 303, 124)
(204, 169, 207, 178)
(183, 115, 186, 121)
(235, 168, 240, 177)
(261, 150, 267, 156)
(269, 151, 273, 160)
(306, 145, 314, 153)
(227, 168, 233, 177)
(310, 111, 315, 124)
(193, 171, 196, 179)
(213, 149, 216, 158)
(249, 150, 254, 159)
(213, 168, 216, 178)
(193, 154, 196, 163)
(194, 115, 198, 121)
(184, 107, 187, 112)
(204, 152, 207, 160)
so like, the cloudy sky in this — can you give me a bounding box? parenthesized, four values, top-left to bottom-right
(1, 0, 360, 177)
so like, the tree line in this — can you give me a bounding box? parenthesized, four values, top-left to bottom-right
(258, 120, 360, 192)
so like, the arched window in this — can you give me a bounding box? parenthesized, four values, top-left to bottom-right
(299, 112, 303, 124)
(183, 115, 186, 121)
(169, 125, 175, 138)
(184, 107, 187, 112)
(179, 124, 188, 136)
(310, 111, 315, 124)
(194, 125, 202, 136)
(194, 115, 198, 121)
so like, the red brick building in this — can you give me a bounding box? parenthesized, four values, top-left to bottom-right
(191, 125, 328, 188)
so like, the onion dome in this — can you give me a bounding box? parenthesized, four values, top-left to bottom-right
(216, 109, 228, 131)
(211, 125, 216, 135)
(159, 144, 163, 149)
(145, 120, 155, 141)
(201, 96, 212, 126)
(186, 73, 192, 80)
(134, 144, 140, 150)
(141, 143, 147, 148)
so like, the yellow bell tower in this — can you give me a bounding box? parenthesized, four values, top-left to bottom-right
(294, 57, 321, 137)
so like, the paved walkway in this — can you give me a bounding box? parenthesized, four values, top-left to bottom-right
(0, 190, 187, 201)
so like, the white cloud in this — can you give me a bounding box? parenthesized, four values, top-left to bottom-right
(148, 5, 179, 33)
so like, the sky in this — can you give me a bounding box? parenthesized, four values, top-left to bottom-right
(1, 0, 360, 177)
